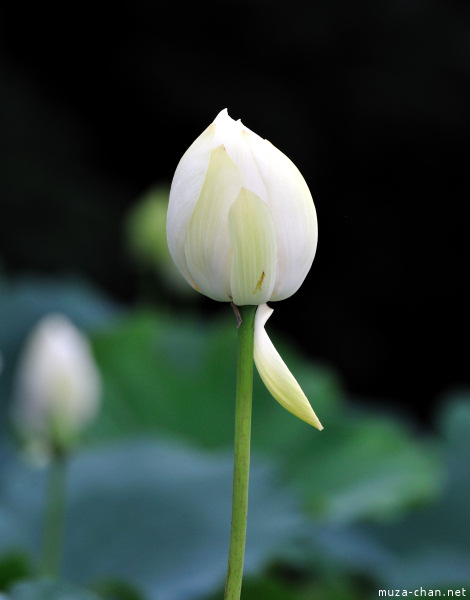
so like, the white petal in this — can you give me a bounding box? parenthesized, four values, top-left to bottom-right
(228, 187, 277, 305)
(213, 109, 267, 202)
(253, 304, 323, 429)
(185, 145, 244, 301)
(167, 122, 217, 288)
(243, 135, 318, 301)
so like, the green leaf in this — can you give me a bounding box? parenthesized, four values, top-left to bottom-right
(205, 571, 371, 600)
(89, 309, 442, 525)
(206, 575, 304, 600)
(357, 395, 470, 589)
(0, 551, 32, 591)
(289, 413, 442, 523)
(1, 439, 305, 600)
(8, 580, 100, 600)
(0, 277, 116, 353)
(89, 310, 239, 448)
(89, 309, 341, 450)
(90, 578, 144, 600)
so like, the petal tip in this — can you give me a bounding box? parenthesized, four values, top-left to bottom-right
(214, 108, 230, 123)
(309, 414, 324, 431)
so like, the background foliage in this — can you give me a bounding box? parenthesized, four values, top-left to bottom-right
(0, 279, 469, 598)
(1, 0, 468, 419)
(0, 0, 469, 598)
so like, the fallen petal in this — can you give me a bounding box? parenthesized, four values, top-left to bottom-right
(253, 304, 323, 430)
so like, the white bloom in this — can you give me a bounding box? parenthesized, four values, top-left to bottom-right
(12, 314, 101, 452)
(167, 108, 317, 306)
(167, 109, 322, 429)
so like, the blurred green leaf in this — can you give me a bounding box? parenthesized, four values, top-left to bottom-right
(235, 577, 303, 600)
(90, 310, 239, 447)
(0, 552, 32, 592)
(206, 571, 372, 600)
(0, 279, 466, 595)
(357, 394, 470, 589)
(288, 414, 441, 523)
(90, 310, 442, 525)
(90, 578, 144, 600)
(89, 310, 341, 449)
(0, 439, 305, 600)
(206, 575, 305, 600)
(0, 277, 117, 355)
(8, 580, 100, 600)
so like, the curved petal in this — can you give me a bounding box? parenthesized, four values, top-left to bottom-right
(167, 122, 217, 287)
(185, 145, 244, 301)
(213, 109, 267, 202)
(244, 134, 318, 301)
(253, 304, 323, 429)
(228, 188, 277, 305)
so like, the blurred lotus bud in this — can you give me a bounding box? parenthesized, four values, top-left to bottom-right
(125, 185, 194, 297)
(11, 314, 101, 457)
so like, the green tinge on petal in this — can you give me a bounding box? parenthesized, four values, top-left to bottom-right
(185, 145, 244, 302)
(167, 122, 217, 288)
(253, 304, 323, 430)
(228, 188, 276, 306)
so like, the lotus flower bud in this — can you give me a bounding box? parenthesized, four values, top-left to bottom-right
(166, 109, 317, 306)
(167, 110, 322, 429)
(11, 314, 101, 455)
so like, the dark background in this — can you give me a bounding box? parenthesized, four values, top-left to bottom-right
(1, 0, 468, 424)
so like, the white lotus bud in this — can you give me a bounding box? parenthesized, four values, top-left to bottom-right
(11, 314, 101, 454)
(167, 110, 322, 429)
(166, 108, 317, 306)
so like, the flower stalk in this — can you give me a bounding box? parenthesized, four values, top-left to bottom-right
(224, 304, 256, 600)
(167, 110, 324, 597)
(40, 450, 68, 578)
(11, 314, 102, 578)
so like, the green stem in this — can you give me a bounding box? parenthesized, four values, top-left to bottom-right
(40, 451, 68, 578)
(224, 304, 256, 600)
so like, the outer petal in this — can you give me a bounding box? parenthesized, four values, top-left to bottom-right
(228, 188, 277, 306)
(253, 304, 323, 429)
(167, 122, 217, 287)
(213, 109, 267, 202)
(243, 133, 318, 301)
(185, 145, 244, 301)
